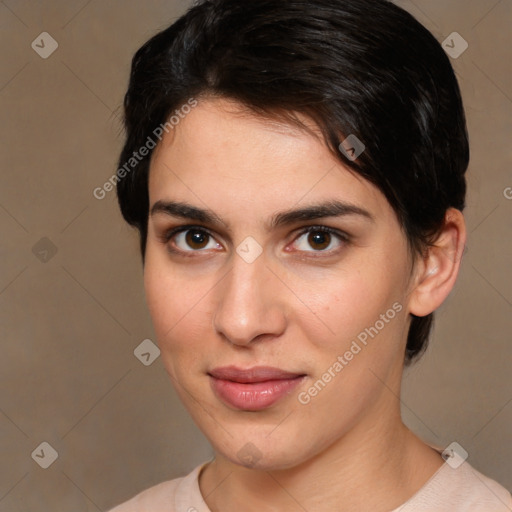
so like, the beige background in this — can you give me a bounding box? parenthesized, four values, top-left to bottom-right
(0, 0, 510, 510)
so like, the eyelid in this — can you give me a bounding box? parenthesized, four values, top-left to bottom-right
(161, 224, 215, 243)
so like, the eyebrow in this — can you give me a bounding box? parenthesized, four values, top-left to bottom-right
(149, 199, 374, 230)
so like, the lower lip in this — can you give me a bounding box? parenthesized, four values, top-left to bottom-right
(209, 375, 305, 411)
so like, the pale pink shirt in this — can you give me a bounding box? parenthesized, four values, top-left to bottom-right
(108, 459, 512, 512)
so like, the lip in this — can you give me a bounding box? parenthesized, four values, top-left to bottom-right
(208, 366, 306, 411)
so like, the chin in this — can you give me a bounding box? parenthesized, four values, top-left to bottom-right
(209, 427, 314, 471)
(225, 448, 301, 471)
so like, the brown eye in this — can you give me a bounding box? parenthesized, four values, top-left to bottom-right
(185, 229, 210, 249)
(308, 230, 331, 250)
(292, 226, 347, 253)
(167, 228, 222, 253)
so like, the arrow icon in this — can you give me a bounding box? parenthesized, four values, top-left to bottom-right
(339, 134, 365, 161)
(134, 339, 160, 366)
(442, 449, 454, 460)
(32, 441, 58, 468)
(442, 32, 468, 59)
(236, 236, 262, 263)
(32, 237, 57, 262)
(237, 442, 263, 465)
(31, 32, 58, 59)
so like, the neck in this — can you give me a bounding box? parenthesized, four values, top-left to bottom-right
(199, 395, 444, 512)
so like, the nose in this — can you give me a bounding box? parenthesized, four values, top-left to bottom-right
(212, 251, 287, 347)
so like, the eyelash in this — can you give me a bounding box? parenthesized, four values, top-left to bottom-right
(161, 224, 350, 257)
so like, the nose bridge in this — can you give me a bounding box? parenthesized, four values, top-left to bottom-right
(213, 251, 285, 345)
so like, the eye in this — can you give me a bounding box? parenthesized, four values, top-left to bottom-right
(164, 226, 222, 253)
(161, 224, 348, 256)
(291, 226, 348, 253)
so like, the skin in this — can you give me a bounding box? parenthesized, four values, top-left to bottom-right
(144, 98, 466, 512)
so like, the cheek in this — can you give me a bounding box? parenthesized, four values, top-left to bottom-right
(144, 264, 178, 336)
(143, 256, 208, 354)
(143, 254, 228, 386)
(295, 262, 402, 353)
(294, 276, 407, 422)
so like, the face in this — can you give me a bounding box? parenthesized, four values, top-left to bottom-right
(144, 98, 416, 470)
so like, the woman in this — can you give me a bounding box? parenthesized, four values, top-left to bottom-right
(109, 0, 512, 510)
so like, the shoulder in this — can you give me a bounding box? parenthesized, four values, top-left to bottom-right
(397, 460, 512, 511)
(454, 463, 512, 510)
(107, 461, 211, 512)
(107, 479, 181, 512)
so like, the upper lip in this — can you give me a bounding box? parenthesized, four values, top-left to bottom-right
(208, 366, 305, 383)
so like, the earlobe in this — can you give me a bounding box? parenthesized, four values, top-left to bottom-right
(408, 208, 467, 317)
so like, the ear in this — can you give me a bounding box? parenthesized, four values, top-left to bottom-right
(408, 208, 467, 317)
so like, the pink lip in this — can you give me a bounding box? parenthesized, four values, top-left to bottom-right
(208, 366, 306, 411)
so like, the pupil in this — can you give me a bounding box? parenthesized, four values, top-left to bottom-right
(309, 231, 330, 250)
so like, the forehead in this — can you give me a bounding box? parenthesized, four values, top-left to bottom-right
(148, 98, 392, 225)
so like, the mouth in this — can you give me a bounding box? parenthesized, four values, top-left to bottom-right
(208, 366, 306, 411)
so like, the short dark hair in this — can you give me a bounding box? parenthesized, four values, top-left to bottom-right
(116, 0, 469, 364)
